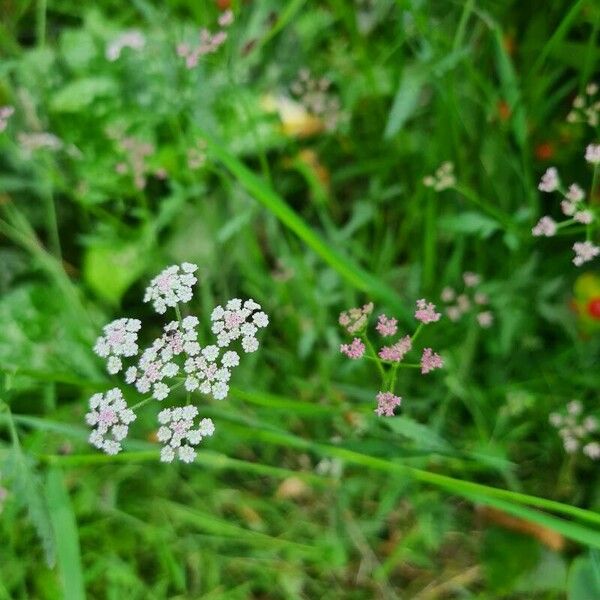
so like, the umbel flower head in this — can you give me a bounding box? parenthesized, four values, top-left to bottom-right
(441, 272, 494, 328)
(86, 388, 136, 455)
(86, 263, 269, 459)
(549, 400, 600, 460)
(157, 406, 215, 463)
(533, 146, 600, 267)
(338, 299, 444, 417)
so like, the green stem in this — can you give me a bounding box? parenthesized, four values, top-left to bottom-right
(363, 334, 385, 383)
(174, 303, 183, 324)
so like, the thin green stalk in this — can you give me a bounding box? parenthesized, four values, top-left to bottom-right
(363, 334, 385, 381)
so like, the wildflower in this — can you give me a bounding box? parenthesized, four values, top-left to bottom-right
(423, 162, 455, 191)
(143, 263, 198, 314)
(183, 347, 234, 400)
(157, 406, 215, 463)
(106, 30, 145, 61)
(568, 84, 600, 125)
(113, 135, 155, 190)
(573, 241, 600, 266)
(339, 303, 373, 334)
(441, 287, 455, 302)
(566, 184, 585, 203)
(463, 272, 480, 288)
(18, 132, 63, 154)
(532, 216, 557, 237)
(210, 298, 268, 351)
(574, 210, 594, 224)
(550, 401, 600, 460)
(376, 314, 398, 337)
(177, 27, 227, 69)
(0, 106, 14, 132)
(420, 348, 443, 374)
(289, 69, 342, 131)
(585, 144, 600, 164)
(538, 167, 560, 192)
(86, 388, 136, 455)
(583, 442, 600, 460)
(477, 311, 494, 328)
(94, 318, 142, 374)
(340, 338, 366, 359)
(378, 336, 412, 362)
(218, 10, 234, 27)
(474, 292, 488, 305)
(374, 391, 402, 417)
(415, 299, 441, 324)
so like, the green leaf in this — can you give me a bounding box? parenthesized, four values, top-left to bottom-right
(384, 67, 424, 139)
(384, 416, 453, 452)
(45, 468, 85, 600)
(83, 239, 148, 305)
(568, 554, 600, 600)
(440, 211, 501, 238)
(205, 136, 409, 319)
(59, 29, 97, 71)
(50, 76, 116, 112)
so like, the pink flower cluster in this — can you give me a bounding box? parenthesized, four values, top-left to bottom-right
(415, 299, 441, 324)
(567, 83, 600, 127)
(177, 11, 234, 69)
(0, 106, 14, 132)
(375, 392, 402, 417)
(157, 406, 215, 463)
(94, 318, 142, 374)
(339, 303, 373, 334)
(338, 299, 444, 417)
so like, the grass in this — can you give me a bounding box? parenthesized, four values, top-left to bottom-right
(0, 0, 600, 598)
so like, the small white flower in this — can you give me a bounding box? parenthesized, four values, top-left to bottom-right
(106, 30, 145, 61)
(573, 241, 600, 266)
(153, 382, 170, 401)
(585, 144, 600, 164)
(574, 210, 594, 224)
(222, 350, 240, 368)
(242, 336, 259, 353)
(202, 345, 219, 361)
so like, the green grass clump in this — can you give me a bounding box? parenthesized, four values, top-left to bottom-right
(1, 1, 600, 598)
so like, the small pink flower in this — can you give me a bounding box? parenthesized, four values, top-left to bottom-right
(585, 144, 600, 164)
(532, 216, 557, 237)
(340, 338, 365, 359)
(376, 314, 398, 337)
(378, 336, 412, 362)
(421, 348, 443, 374)
(538, 167, 559, 192)
(415, 299, 441, 324)
(375, 391, 402, 417)
(218, 10, 234, 27)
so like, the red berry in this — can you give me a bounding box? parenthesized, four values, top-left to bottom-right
(587, 298, 600, 319)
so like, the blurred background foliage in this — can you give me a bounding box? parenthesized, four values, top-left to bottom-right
(1, 0, 600, 598)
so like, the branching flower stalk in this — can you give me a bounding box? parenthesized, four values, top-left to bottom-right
(339, 300, 444, 417)
(532, 144, 600, 266)
(87, 262, 269, 462)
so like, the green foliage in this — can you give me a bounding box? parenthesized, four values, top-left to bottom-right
(0, 0, 600, 597)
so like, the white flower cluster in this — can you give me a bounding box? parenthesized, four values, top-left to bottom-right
(86, 264, 269, 460)
(157, 406, 215, 463)
(211, 298, 269, 352)
(549, 400, 600, 460)
(184, 346, 239, 400)
(567, 84, 600, 127)
(441, 272, 493, 328)
(533, 149, 599, 266)
(423, 162, 455, 191)
(94, 318, 142, 374)
(143, 263, 198, 314)
(86, 388, 136, 455)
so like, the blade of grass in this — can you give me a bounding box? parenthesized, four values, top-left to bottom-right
(205, 136, 409, 317)
(45, 467, 85, 600)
